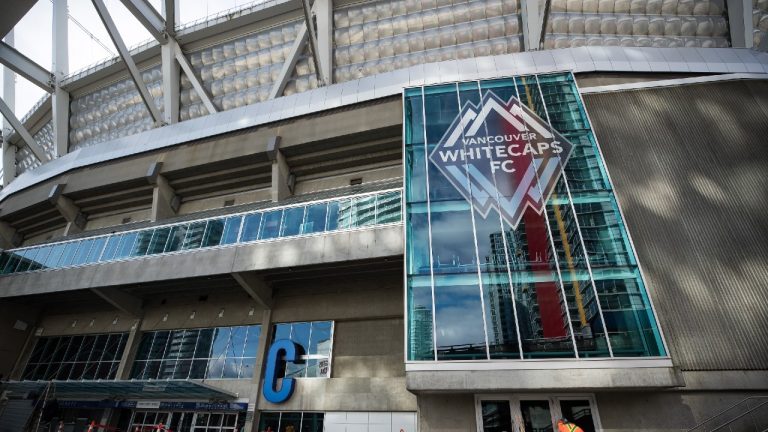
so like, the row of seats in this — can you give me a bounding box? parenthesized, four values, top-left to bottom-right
(544, 34, 729, 48)
(333, 0, 516, 28)
(550, 0, 724, 15)
(335, 17, 520, 65)
(547, 13, 728, 37)
(333, 38, 522, 83)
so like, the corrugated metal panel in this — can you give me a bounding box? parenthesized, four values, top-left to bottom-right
(583, 80, 768, 371)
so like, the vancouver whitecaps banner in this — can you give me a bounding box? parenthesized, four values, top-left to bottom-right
(428, 90, 575, 229)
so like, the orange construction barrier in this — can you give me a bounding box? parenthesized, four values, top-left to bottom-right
(557, 419, 584, 432)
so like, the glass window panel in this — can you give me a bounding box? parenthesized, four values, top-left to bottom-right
(164, 225, 188, 252)
(210, 328, 232, 359)
(301, 413, 324, 432)
(130, 361, 146, 379)
(209, 413, 223, 427)
(301, 203, 327, 234)
(559, 400, 596, 432)
(56, 363, 74, 380)
(182, 221, 207, 250)
(80, 362, 97, 380)
(280, 206, 305, 237)
(272, 323, 291, 342)
(309, 322, 332, 357)
(202, 218, 226, 247)
(63, 336, 84, 362)
(135, 333, 155, 361)
(376, 191, 402, 224)
(195, 328, 215, 358)
(223, 414, 236, 427)
(95, 361, 112, 379)
(239, 357, 256, 379)
(351, 195, 377, 227)
(520, 400, 553, 432)
(326, 201, 341, 231)
(13, 248, 40, 272)
(158, 359, 177, 379)
(0, 252, 8, 273)
(85, 237, 107, 263)
(222, 358, 240, 378)
(101, 334, 121, 361)
(51, 337, 72, 363)
(174, 359, 192, 379)
(258, 210, 283, 240)
(481, 401, 513, 432)
(290, 322, 311, 353)
(279, 413, 301, 432)
(407, 277, 434, 361)
(334, 200, 352, 230)
(257, 413, 280, 432)
(195, 413, 210, 427)
(228, 327, 247, 358)
(106, 362, 120, 380)
(43, 243, 67, 268)
(114, 232, 138, 259)
(142, 360, 161, 380)
(88, 334, 108, 362)
(190, 359, 208, 379)
(1, 252, 21, 274)
(70, 362, 85, 380)
(29, 246, 52, 271)
(71, 239, 95, 265)
(57, 242, 80, 267)
(28, 338, 50, 363)
(433, 274, 488, 360)
(206, 357, 225, 379)
(133, 231, 154, 256)
(147, 228, 171, 255)
(220, 216, 243, 244)
(243, 326, 261, 357)
(76, 336, 96, 361)
(240, 213, 262, 242)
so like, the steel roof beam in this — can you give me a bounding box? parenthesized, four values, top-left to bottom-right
(0, 97, 50, 163)
(164, 0, 176, 36)
(92, 0, 163, 125)
(119, 0, 167, 44)
(269, 23, 308, 99)
(0, 42, 54, 93)
(301, 0, 325, 85)
(173, 40, 218, 114)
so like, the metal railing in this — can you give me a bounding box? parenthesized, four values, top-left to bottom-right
(688, 396, 768, 432)
(0, 189, 402, 277)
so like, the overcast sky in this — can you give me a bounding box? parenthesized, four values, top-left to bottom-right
(1, 0, 259, 119)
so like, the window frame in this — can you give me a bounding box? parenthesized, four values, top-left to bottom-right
(270, 320, 335, 379)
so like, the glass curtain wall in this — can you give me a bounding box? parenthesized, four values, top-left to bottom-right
(404, 72, 666, 361)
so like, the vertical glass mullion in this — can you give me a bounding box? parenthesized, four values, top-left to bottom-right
(534, 75, 614, 358)
(472, 80, 525, 359)
(419, 87, 439, 361)
(513, 75, 579, 358)
(452, 82, 491, 360)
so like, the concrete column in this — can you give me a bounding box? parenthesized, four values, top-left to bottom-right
(8, 325, 40, 380)
(2, 30, 16, 186)
(49, 183, 87, 235)
(245, 309, 273, 432)
(147, 162, 180, 221)
(116, 318, 144, 380)
(315, 0, 333, 85)
(268, 137, 292, 202)
(52, 0, 70, 157)
(521, 0, 543, 50)
(160, 43, 179, 124)
(0, 220, 21, 249)
(727, 0, 754, 48)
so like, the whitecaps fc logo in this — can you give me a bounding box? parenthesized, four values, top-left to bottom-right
(429, 91, 574, 229)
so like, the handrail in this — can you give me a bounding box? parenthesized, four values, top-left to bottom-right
(710, 400, 768, 432)
(688, 396, 768, 432)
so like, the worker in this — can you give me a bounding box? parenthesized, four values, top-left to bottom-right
(557, 418, 584, 432)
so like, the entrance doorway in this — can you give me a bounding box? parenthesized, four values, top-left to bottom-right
(475, 395, 601, 432)
(128, 410, 240, 431)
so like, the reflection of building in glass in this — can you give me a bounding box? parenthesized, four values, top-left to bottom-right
(409, 306, 433, 360)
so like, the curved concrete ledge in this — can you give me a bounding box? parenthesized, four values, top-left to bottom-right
(0, 224, 403, 297)
(406, 363, 683, 392)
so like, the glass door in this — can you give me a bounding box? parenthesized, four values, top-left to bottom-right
(477, 395, 601, 432)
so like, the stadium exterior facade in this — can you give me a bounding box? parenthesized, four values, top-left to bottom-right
(0, 0, 767, 431)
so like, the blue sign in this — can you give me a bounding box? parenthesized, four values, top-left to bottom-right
(262, 339, 304, 404)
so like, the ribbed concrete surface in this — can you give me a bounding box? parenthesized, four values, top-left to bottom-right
(584, 80, 768, 371)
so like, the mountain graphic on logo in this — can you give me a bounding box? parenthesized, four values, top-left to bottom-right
(428, 90, 575, 229)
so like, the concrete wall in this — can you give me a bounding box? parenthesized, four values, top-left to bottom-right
(417, 394, 478, 432)
(0, 302, 39, 380)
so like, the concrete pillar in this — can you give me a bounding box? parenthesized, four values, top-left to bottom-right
(521, 0, 543, 50)
(2, 30, 16, 186)
(0, 220, 22, 249)
(147, 162, 180, 221)
(315, 0, 333, 85)
(245, 309, 273, 432)
(727, 0, 754, 48)
(52, 0, 70, 157)
(267, 137, 292, 202)
(49, 184, 87, 234)
(160, 44, 179, 124)
(116, 318, 144, 380)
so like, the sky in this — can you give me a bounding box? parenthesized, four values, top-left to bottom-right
(1, 0, 261, 121)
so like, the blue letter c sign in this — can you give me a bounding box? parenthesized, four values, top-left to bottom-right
(263, 339, 304, 404)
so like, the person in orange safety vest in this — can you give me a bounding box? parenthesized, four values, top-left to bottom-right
(557, 418, 584, 432)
